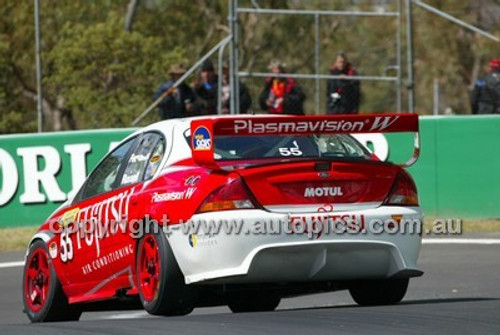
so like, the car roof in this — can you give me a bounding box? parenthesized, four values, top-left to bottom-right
(124, 114, 290, 143)
(124, 114, 293, 166)
(135, 114, 289, 136)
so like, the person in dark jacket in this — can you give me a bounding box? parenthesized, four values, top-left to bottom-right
(153, 64, 197, 119)
(326, 53, 361, 114)
(193, 60, 219, 115)
(221, 62, 252, 114)
(259, 60, 305, 115)
(471, 59, 500, 114)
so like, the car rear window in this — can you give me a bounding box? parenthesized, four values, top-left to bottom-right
(185, 130, 371, 161)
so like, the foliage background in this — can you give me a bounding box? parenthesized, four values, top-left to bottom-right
(0, 0, 498, 133)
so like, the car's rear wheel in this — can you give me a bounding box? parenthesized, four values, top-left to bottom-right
(349, 278, 409, 306)
(137, 229, 195, 316)
(23, 240, 82, 322)
(227, 291, 281, 313)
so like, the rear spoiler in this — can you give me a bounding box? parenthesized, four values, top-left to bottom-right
(190, 113, 419, 170)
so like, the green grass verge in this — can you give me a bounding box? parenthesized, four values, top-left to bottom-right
(0, 226, 38, 252)
(423, 218, 500, 234)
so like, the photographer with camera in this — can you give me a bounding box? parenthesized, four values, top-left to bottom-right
(326, 53, 361, 115)
(153, 64, 198, 119)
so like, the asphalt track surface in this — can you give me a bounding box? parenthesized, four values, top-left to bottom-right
(1, 240, 500, 334)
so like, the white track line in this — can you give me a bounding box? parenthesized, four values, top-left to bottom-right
(0, 261, 25, 269)
(101, 311, 149, 320)
(422, 238, 500, 245)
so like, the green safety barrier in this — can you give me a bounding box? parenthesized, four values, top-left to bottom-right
(388, 115, 500, 219)
(0, 129, 134, 227)
(0, 115, 499, 227)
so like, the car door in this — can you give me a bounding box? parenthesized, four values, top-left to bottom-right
(64, 132, 165, 298)
(58, 135, 139, 298)
(105, 131, 167, 259)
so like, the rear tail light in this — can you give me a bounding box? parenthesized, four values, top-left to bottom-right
(383, 171, 419, 206)
(196, 178, 257, 213)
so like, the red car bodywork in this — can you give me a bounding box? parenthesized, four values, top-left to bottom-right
(26, 113, 419, 309)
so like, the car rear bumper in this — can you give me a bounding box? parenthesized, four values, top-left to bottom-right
(167, 206, 423, 284)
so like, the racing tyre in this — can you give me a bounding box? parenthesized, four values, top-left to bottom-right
(23, 240, 82, 322)
(227, 291, 281, 313)
(137, 229, 196, 316)
(349, 278, 409, 306)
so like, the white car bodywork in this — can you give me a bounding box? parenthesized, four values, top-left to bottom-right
(168, 206, 423, 285)
(134, 116, 423, 286)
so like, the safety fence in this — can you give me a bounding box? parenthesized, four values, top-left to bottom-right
(235, 2, 403, 115)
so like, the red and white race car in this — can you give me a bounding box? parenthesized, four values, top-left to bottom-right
(23, 113, 423, 322)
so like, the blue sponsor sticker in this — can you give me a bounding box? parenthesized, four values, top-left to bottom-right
(188, 234, 197, 248)
(192, 126, 212, 151)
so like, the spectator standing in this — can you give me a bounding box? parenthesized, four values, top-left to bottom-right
(194, 60, 218, 115)
(326, 53, 361, 114)
(153, 64, 197, 120)
(259, 60, 305, 115)
(471, 59, 500, 114)
(221, 62, 252, 114)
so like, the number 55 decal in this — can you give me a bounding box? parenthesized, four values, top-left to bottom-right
(60, 229, 74, 262)
(279, 141, 303, 156)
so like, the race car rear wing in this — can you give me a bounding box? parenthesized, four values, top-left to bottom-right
(190, 113, 420, 170)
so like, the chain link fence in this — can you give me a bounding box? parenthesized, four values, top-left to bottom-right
(235, 0, 403, 115)
(141, 1, 404, 120)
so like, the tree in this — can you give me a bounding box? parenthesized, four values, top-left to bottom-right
(45, 13, 184, 128)
(0, 0, 499, 134)
(412, 0, 500, 114)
